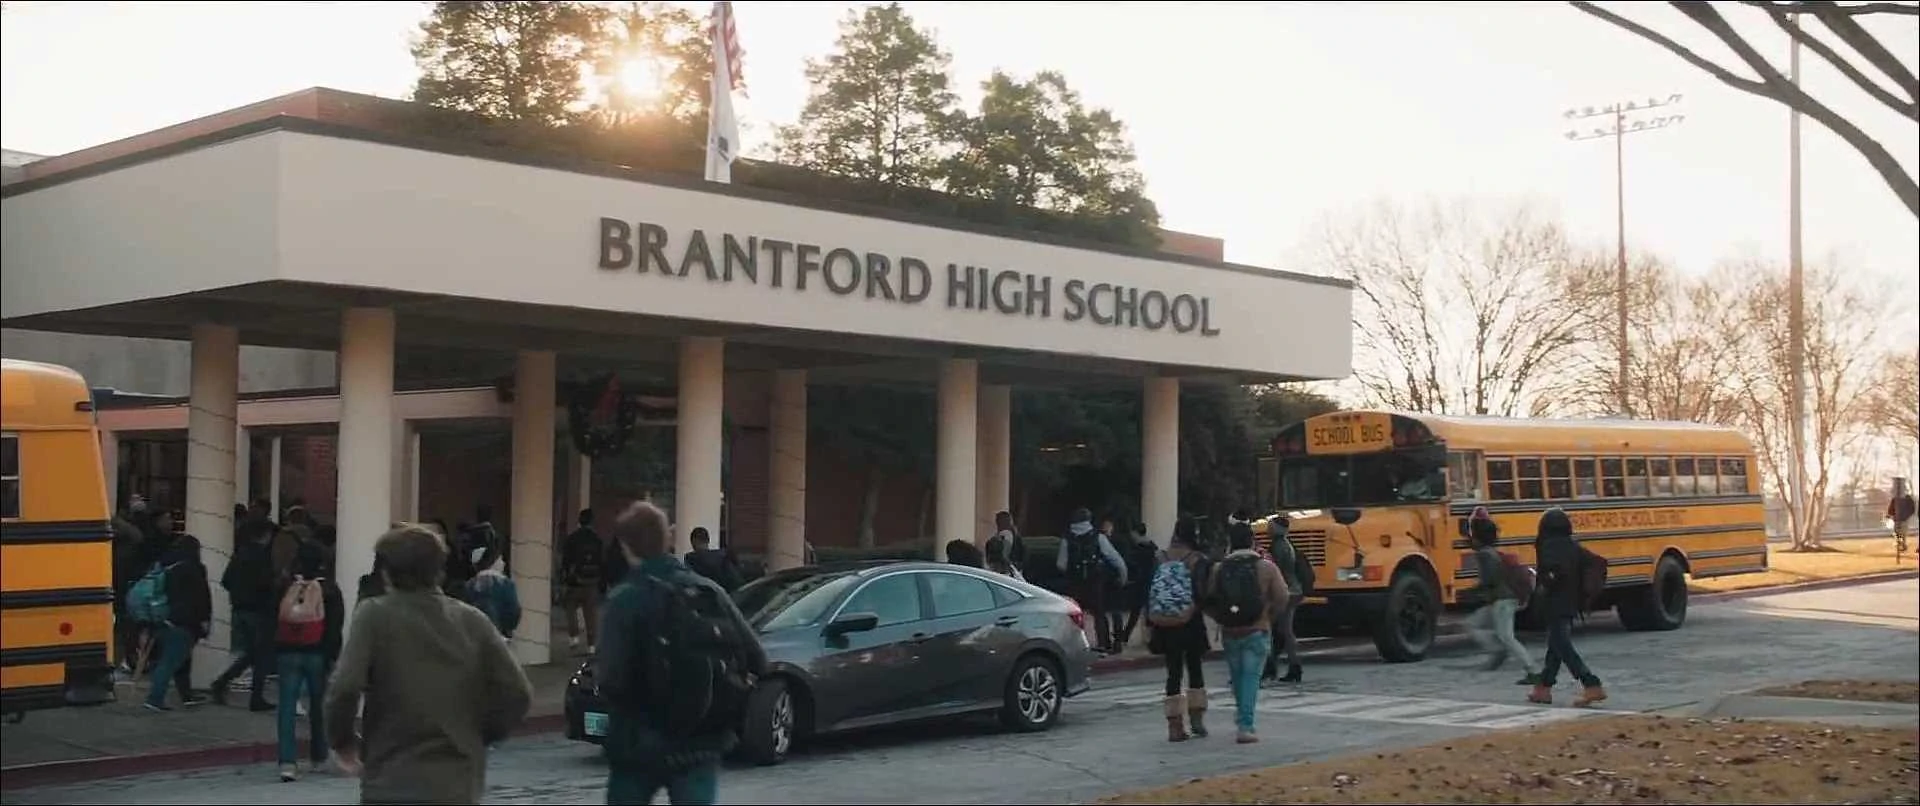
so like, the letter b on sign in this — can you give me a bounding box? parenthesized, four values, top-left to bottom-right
(599, 218, 633, 270)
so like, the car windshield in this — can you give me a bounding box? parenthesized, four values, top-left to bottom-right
(735, 569, 862, 632)
(1279, 445, 1447, 509)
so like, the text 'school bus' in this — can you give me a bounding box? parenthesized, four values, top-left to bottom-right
(1, 359, 116, 720)
(1257, 411, 1766, 663)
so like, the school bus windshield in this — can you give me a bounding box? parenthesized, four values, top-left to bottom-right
(1279, 445, 1447, 509)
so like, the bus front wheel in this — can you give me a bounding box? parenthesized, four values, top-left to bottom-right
(1371, 570, 1437, 663)
(1617, 555, 1688, 631)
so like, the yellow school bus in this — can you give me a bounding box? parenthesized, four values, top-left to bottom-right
(1261, 410, 1766, 663)
(1, 359, 117, 718)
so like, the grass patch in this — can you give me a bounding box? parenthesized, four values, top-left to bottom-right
(1690, 537, 1912, 594)
(1099, 714, 1919, 804)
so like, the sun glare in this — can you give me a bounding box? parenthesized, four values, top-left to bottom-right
(615, 57, 664, 104)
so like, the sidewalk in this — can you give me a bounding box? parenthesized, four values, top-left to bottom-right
(0, 660, 575, 790)
(1686, 690, 1920, 729)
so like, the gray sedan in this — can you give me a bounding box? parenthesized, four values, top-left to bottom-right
(567, 560, 1095, 764)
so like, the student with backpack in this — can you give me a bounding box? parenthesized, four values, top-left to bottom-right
(1527, 508, 1607, 708)
(273, 544, 344, 782)
(1259, 515, 1311, 685)
(1054, 508, 1128, 654)
(1114, 522, 1157, 647)
(982, 511, 1026, 581)
(1462, 507, 1539, 683)
(1207, 522, 1289, 744)
(597, 502, 768, 805)
(560, 508, 606, 653)
(1146, 516, 1212, 742)
(213, 521, 281, 711)
(137, 533, 213, 711)
(467, 554, 523, 639)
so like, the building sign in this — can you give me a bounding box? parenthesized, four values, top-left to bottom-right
(597, 219, 1222, 337)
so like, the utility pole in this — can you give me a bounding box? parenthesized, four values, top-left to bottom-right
(1787, 16, 1810, 549)
(1564, 95, 1685, 418)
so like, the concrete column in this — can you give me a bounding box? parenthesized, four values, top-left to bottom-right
(185, 324, 238, 673)
(564, 451, 592, 517)
(234, 426, 251, 506)
(768, 369, 808, 572)
(975, 384, 1011, 543)
(936, 359, 979, 554)
(100, 430, 120, 512)
(336, 307, 396, 618)
(675, 337, 725, 556)
(267, 436, 283, 520)
(510, 350, 557, 665)
(1142, 376, 1180, 547)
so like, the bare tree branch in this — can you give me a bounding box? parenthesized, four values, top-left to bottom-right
(1569, 0, 1920, 217)
(1740, 0, 1920, 16)
(1806, 0, 1920, 102)
(1757, 2, 1919, 118)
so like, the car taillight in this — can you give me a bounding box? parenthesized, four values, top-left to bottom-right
(1067, 599, 1088, 630)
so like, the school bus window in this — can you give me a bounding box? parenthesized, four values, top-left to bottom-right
(1673, 457, 1697, 496)
(1, 433, 18, 519)
(1599, 457, 1625, 498)
(1719, 458, 1749, 494)
(1573, 457, 1598, 498)
(1650, 457, 1674, 497)
(1625, 457, 1651, 497)
(1545, 457, 1572, 500)
(1447, 451, 1482, 501)
(1486, 457, 1515, 501)
(1516, 457, 1545, 500)
(1277, 445, 1447, 509)
(1695, 456, 1720, 495)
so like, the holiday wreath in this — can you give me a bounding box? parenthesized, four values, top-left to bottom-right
(566, 374, 642, 458)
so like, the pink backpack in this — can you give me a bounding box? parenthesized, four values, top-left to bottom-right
(276, 577, 326, 646)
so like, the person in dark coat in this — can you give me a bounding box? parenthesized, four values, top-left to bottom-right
(144, 532, 212, 711)
(683, 527, 743, 592)
(1527, 508, 1606, 707)
(1150, 516, 1213, 742)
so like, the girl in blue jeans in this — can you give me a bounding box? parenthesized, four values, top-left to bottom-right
(273, 544, 345, 782)
(144, 534, 212, 711)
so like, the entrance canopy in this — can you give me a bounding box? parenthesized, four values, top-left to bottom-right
(2, 102, 1352, 389)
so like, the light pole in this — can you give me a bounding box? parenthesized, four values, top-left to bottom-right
(1564, 95, 1686, 418)
(1787, 16, 1810, 549)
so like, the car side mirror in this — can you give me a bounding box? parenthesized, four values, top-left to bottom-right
(825, 611, 880, 637)
(1331, 508, 1363, 526)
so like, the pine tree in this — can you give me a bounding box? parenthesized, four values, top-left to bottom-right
(776, 2, 958, 188)
(411, 1, 603, 126)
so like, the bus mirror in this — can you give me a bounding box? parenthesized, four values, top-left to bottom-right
(1457, 517, 1472, 538)
(1331, 508, 1363, 526)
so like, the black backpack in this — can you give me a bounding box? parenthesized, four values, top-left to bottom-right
(1212, 554, 1267, 628)
(636, 575, 757, 738)
(564, 531, 605, 587)
(1066, 532, 1105, 582)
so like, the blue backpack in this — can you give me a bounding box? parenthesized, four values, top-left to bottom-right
(1146, 554, 1199, 627)
(126, 563, 173, 625)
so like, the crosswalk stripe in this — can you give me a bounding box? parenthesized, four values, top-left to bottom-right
(1077, 683, 1607, 730)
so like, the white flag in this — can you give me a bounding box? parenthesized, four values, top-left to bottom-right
(705, 1, 744, 184)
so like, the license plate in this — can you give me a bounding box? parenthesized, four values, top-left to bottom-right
(583, 711, 609, 738)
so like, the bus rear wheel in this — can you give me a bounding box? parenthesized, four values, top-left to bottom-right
(1371, 570, 1437, 663)
(1618, 555, 1688, 631)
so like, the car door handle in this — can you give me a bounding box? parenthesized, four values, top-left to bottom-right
(907, 632, 933, 644)
(994, 616, 1020, 626)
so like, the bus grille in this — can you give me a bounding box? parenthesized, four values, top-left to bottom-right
(1286, 530, 1328, 566)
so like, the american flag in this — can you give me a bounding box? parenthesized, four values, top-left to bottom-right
(705, 1, 744, 183)
(712, 1, 745, 95)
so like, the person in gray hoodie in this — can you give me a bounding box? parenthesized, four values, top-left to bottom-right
(1055, 507, 1128, 653)
(1463, 507, 1538, 683)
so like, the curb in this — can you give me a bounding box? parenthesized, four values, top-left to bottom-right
(1693, 569, 1919, 603)
(0, 712, 568, 792)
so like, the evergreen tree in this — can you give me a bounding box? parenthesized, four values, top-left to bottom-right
(587, 1, 712, 132)
(411, 1, 603, 126)
(776, 2, 959, 188)
(943, 70, 1160, 242)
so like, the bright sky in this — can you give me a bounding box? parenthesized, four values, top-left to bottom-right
(3, 0, 1916, 345)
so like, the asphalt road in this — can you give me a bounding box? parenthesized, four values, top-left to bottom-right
(9, 579, 1916, 805)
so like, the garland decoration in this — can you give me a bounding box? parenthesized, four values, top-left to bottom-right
(567, 374, 642, 458)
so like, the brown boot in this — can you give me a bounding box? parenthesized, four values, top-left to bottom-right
(1163, 695, 1189, 742)
(1527, 684, 1553, 705)
(1185, 688, 1209, 738)
(1573, 684, 1608, 708)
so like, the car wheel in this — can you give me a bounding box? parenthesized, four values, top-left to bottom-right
(1000, 654, 1063, 732)
(738, 678, 796, 766)
(1370, 569, 1437, 663)
(1618, 555, 1688, 632)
